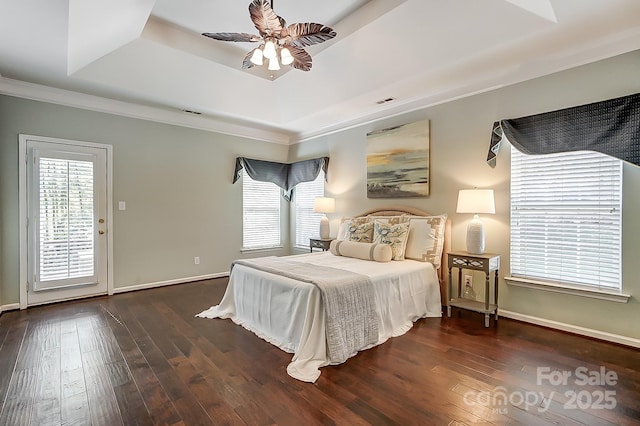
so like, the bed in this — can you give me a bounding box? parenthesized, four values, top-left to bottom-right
(197, 207, 451, 382)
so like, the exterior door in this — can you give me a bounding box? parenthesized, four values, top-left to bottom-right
(25, 137, 109, 306)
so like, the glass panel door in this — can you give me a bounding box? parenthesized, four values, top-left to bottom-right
(26, 140, 108, 305)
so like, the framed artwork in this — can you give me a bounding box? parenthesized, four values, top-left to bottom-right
(366, 119, 430, 198)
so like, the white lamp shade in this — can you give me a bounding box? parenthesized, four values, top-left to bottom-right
(456, 189, 495, 214)
(280, 47, 294, 65)
(457, 189, 495, 254)
(267, 57, 280, 71)
(250, 48, 263, 65)
(263, 40, 277, 59)
(313, 197, 335, 214)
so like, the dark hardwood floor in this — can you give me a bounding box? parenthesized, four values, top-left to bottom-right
(0, 278, 638, 425)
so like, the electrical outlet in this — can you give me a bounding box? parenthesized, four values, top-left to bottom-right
(464, 274, 473, 286)
(194, 256, 200, 265)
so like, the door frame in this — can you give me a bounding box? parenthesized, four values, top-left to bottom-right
(19, 134, 114, 309)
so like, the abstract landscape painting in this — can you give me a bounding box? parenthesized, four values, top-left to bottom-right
(366, 119, 429, 198)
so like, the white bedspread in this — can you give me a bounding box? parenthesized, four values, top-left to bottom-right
(197, 252, 442, 382)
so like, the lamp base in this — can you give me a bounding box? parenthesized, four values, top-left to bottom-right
(466, 214, 485, 254)
(319, 215, 330, 239)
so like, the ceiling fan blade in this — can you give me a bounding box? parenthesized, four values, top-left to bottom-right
(288, 46, 312, 71)
(249, 0, 284, 37)
(283, 23, 336, 48)
(203, 32, 260, 42)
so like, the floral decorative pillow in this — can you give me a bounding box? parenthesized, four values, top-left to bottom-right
(345, 221, 374, 243)
(368, 215, 403, 225)
(337, 216, 403, 240)
(372, 220, 410, 260)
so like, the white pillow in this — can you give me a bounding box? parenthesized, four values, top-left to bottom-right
(336, 219, 352, 240)
(329, 240, 392, 262)
(372, 220, 410, 260)
(403, 214, 447, 268)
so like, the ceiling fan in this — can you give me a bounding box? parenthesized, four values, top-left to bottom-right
(202, 0, 336, 72)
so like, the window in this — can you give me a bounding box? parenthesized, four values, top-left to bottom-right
(242, 170, 281, 249)
(294, 171, 325, 249)
(38, 157, 95, 282)
(510, 148, 622, 291)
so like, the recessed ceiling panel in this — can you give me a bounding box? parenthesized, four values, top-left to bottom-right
(1, 0, 640, 144)
(151, 0, 371, 35)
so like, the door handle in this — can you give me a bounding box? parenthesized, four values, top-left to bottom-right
(98, 230, 105, 235)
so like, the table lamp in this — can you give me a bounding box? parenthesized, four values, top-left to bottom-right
(314, 197, 335, 239)
(456, 189, 495, 254)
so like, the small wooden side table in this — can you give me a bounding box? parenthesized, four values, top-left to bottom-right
(309, 237, 333, 252)
(447, 251, 500, 327)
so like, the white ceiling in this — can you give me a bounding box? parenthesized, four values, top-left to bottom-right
(1, 0, 640, 144)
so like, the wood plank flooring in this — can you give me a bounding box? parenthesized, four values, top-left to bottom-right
(0, 278, 638, 425)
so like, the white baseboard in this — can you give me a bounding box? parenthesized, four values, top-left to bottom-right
(0, 303, 21, 312)
(499, 309, 640, 349)
(0, 274, 229, 312)
(112, 272, 229, 294)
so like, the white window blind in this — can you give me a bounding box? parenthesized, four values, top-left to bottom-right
(38, 157, 95, 282)
(242, 170, 281, 249)
(294, 171, 325, 248)
(510, 149, 622, 291)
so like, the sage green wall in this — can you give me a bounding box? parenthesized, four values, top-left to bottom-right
(289, 50, 640, 340)
(2, 51, 639, 340)
(0, 95, 289, 303)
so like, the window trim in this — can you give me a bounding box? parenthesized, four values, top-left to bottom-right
(240, 245, 284, 254)
(505, 276, 630, 303)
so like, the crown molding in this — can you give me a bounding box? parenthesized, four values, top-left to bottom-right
(0, 77, 291, 145)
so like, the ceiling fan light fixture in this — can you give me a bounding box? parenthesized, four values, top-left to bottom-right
(250, 48, 264, 65)
(268, 56, 280, 71)
(203, 0, 336, 72)
(263, 40, 277, 59)
(280, 47, 294, 65)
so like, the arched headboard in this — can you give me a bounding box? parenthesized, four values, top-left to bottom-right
(353, 206, 451, 306)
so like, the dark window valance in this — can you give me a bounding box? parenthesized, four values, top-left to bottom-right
(487, 92, 640, 167)
(233, 156, 329, 199)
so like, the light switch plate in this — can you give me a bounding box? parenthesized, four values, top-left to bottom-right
(118, 201, 126, 211)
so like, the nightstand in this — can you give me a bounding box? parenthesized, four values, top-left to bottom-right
(310, 237, 333, 252)
(447, 251, 500, 327)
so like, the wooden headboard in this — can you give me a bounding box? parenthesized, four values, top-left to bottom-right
(355, 206, 451, 306)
